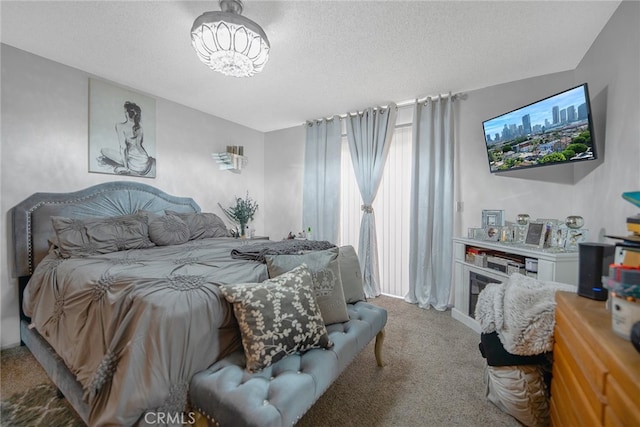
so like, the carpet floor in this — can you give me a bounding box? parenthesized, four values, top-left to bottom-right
(0, 295, 520, 426)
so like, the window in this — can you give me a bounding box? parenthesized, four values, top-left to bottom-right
(339, 126, 412, 297)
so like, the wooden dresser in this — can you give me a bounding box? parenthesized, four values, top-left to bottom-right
(551, 291, 640, 426)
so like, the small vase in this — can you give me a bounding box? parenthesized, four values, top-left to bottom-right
(240, 223, 247, 238)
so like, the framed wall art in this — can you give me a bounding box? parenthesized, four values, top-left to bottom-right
(89, 79, 157, 178)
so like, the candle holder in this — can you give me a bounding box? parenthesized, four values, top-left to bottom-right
(565, 215, 584, 229)
(516, 214, 530, 225)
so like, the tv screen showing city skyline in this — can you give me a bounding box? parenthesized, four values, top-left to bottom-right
(482, 83, 596, 173)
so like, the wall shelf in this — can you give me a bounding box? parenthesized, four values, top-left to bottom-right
(212, 152, 247, 173)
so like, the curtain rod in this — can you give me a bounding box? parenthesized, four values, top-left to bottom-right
(305, 91, 466, 125)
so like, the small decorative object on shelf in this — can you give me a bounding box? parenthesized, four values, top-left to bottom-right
(516, 214, 530, 225)
(467, 227, 485, 240)
(218, 192, 258, 238)
(565, 215, 584, 229)
(499, 226, 515, 243)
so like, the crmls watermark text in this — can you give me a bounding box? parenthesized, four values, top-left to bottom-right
(144, 412, 197, 425)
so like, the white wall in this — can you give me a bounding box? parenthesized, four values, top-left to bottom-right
(263, 125, 306, 241)
(572, 0, 640, 241)
(1, 45, 266, 348)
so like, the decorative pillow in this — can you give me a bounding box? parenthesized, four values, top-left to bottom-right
(265, 247, 350, 325)
(51, 212, 154, 258)
(165, 211, 228, 240)
(219, 264, 333, 372)
(148, 213, 190, 246)
(338, 245, 366, 303)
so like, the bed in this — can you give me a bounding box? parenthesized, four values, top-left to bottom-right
(11, 181, 387, 426)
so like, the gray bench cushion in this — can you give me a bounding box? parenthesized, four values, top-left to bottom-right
(190, 301, 387, 427)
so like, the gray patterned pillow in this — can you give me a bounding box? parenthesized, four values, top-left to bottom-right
(165, 211, 228, 240)
(51, 212, 154, 258)
(265, 247, 350, 325)
(219, 264, 333, 372)
(148, 213, 190, 246)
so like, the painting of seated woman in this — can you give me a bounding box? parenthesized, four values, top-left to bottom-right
(89, 79, 157, 178)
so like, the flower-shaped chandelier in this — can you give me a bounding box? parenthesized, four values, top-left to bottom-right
(191, 0, 270, 77)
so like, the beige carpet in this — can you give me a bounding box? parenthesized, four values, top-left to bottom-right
(1, 296, 519, 426)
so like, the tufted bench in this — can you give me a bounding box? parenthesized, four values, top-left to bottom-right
(190, 301, 387, 427)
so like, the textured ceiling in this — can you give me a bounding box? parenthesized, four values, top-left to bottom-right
(1, 1, 621, 132)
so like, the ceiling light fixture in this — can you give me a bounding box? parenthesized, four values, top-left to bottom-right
(191, 0, 270, 77)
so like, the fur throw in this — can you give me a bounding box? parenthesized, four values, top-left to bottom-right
(475, 273, 575, 356)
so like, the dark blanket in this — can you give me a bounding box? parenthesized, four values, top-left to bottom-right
(231, 239, 336, 263)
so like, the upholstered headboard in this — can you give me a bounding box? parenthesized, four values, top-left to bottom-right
(11, 181, 200, 278)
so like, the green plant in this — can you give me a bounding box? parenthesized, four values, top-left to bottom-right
(218, 192, 258, 236)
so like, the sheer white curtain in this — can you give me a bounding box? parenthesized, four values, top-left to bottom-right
(345, 104, 398, 297)
(302, 116, 342, 242)
(405, 96, 455, 310)
(339, 127, 412, 297)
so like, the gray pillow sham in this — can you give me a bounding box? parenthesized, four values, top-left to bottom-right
(51, 212, 154, 258)
(165, 211, 228, 240)
(338, 245, 366, 303)
(265, 247, 350, 325)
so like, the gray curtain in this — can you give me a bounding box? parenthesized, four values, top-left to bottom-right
(405, 95, 455, 310)
(302, 116, 342, 243)
(345, 104, 398, 298)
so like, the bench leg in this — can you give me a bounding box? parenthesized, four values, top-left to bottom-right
(193, 410, 215, 427)
(374, 329, 386, 367)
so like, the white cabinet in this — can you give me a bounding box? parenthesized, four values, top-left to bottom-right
(452, 237, 579, 332)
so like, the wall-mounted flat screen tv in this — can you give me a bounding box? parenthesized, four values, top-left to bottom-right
(482, 83, 596, 173)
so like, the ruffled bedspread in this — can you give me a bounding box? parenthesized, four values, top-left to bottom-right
(474, 273, 575, 356)
(23, 238, 268, 426)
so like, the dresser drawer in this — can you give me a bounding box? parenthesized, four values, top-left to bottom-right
(555, 307, 608, 393)
(550, 361, 579, 426)
(552, 342, 602, 425)
(604, 405, 624, 427)
(554, 338, 605, 421)
(606, 375, 640, 426)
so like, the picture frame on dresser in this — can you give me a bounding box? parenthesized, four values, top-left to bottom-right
(564, 229, 588, 251)
(484, 226, 500, 241)
(482, 209, 505, 227)
(468, 228, 485, 240)
(524, 222, 546, 248)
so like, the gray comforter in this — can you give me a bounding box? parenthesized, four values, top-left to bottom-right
(22, 238, 268, 426)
